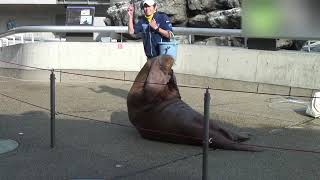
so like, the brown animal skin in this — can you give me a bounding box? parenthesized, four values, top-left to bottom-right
(127, 55, 261, 151)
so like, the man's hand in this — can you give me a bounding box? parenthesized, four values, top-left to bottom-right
(150, 18, 159, 30)
(150, 18, 170, 38)
(127, 4, 135, 35)
(127, 5, 134, 18)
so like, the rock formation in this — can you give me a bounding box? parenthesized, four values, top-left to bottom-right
(104, 0, 306, 50)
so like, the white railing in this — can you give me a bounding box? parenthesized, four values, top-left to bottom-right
(0, 25, 242, 37)
(0, 25, 316, 52)
(0, 25, 242, 46)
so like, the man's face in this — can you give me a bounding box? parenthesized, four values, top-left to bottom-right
(143, 4, 156, 16)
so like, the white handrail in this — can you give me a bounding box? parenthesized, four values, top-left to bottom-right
(7, 36, 15, 45)
(0, 26, 242, 39)
(0, 25, 315, 51)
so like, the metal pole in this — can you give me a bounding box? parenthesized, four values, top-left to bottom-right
(244, 37, 248, 48)
(31, 33, 34, 43)
(50, 69, 56, 148)
(202, 88, 210, 180)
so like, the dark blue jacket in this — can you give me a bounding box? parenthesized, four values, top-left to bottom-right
(134, 12, 173, 58)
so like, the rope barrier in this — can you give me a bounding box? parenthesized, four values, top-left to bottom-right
(0, 92, 50, 112)
(209, 87, 319, 99)
(0, 59, 319, 98)
(58, 70, 129, 82)
(56, 111, 134, 129)
(1, 91, 320, 155)
(1, 60, 320, 155)
(0, 59, 51, 71)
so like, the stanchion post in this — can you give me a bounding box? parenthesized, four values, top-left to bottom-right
(202, 88, 211, 180)
(50, 69, 56, 148)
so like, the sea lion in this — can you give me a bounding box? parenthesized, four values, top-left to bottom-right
(127, 55, 260, 151)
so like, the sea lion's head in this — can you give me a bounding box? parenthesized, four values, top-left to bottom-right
(158, 55, 175, 75)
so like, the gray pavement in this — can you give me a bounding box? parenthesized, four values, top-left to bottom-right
(0, 76, 320, 180)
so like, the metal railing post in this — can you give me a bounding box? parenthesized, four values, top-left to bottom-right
(50, 69, 56, 148)
(202, 88, 211, 180)
(31, 33, 34, 43)
(8, 36, 15, 45)
(17, 34, 24, 44)
(244, 37, 248, 48)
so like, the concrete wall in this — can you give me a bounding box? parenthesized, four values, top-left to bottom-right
(175, 45, 320, 90)
(0, 5, 65, 33)
(0, 42, 319, 91)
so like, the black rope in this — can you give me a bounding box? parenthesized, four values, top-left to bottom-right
(2, 50, 320, 180)
(0, 59, 51, 71)
(209, 87, 320, 99)
(0, 92, 50, 111)
(1, 91, 320, 155)
(56, 111, 134, 129)
(59, 70, 320, 99)
(57, 70, 320, 99)
(2, 60, 320, 155)
(58, 70, 128, 82)
(1, 59, 319, 99)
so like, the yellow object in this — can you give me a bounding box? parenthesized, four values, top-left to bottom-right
(145, 14, 154, 22)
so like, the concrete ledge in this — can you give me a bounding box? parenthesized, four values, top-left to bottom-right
(124, 71, 139, 82)
(1, 42, 320, 90)
(290, 87, 314, 98)
(59, 69, 125, 83)
(0, 68, 61, 81)
(175, 74, 258, 93)
(257, 84, 290, 96)
(0, 68, 316, 97)
(213, 78, 258, 93)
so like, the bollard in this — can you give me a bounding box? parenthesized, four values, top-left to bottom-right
(202, 88, 211, 180)
(50, 69, 56, 148)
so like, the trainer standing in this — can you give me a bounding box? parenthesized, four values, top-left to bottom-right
(127, 0, 173, 59)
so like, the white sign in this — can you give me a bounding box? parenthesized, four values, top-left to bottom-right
(81, 9, 91, 16)
(80, 16, 92, 25)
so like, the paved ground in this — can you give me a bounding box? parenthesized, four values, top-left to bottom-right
(0, 75, 320, 180)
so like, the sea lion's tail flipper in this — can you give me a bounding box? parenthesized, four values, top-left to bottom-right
(209, 132, 263, 152)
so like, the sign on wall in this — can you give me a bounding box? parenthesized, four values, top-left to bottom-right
(66, 6, 95, 26)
